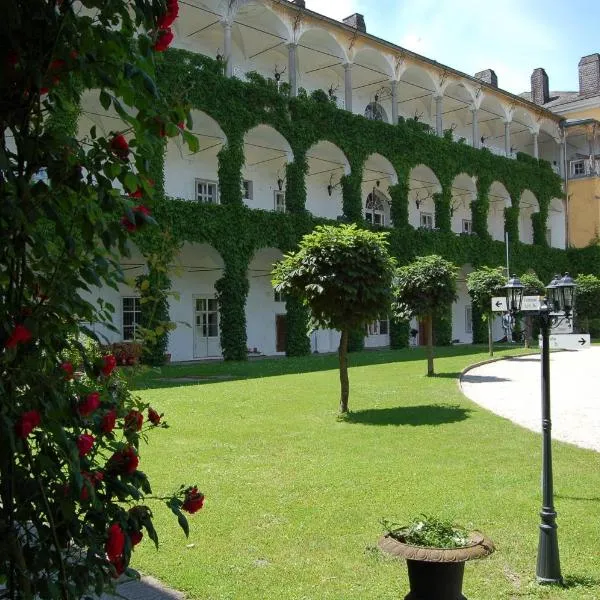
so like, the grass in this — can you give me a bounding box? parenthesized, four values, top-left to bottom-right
(126, 345, 600, 599)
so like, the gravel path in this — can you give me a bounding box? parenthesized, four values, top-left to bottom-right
(460, 347, 600, 452)
(101, 575, 185, 600)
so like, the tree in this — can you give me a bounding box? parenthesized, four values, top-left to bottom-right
(272, 224, 396, 413)
(392, 255, 458, 376)
(1, 1, 202, 598)
(519, 271, 545, 347)
(466, 267, 506, 356)
(574, 274, 600, 332)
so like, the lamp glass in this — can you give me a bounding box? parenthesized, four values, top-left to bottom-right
(557, 273, 576, 315)
(545, 274, 561, 312)
(503, 274, 524, 313)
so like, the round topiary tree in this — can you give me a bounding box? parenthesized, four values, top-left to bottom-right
(466, 266, 506, 356)
(392, 255, 458, 376)
(574, 274, 600, 333)
(272, 224, 396, 413)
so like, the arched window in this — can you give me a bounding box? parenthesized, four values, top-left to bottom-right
(364, 102, 387, 122)
(366, 190, 386, 226)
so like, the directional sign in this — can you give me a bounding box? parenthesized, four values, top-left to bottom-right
(552, 319, 573, 334)
(539, 333, 591, 350)
(521, 295, 542, 312)
(491, 297, 507, 312)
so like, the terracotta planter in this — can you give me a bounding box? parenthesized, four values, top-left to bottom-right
(378, 530, 494, 600)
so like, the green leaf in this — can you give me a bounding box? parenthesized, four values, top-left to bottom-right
(99, 90, 111, 111)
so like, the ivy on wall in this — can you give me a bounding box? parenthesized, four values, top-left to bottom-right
(112, 48, 598, 360)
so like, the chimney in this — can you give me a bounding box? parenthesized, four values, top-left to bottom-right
(531, 68, 549, 105)
(578, 53, 600, 96)
(474, 69, 498, 88)
(342, 13, 366, 33)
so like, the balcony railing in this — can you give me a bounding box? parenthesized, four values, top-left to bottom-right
(569, 158, 600, 179)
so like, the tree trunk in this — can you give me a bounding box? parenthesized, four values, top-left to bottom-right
(488, 318, 494, 357)
(338, 329, 349, 413)
(426, 315, 434, 376)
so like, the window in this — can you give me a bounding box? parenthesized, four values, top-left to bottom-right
(572, 160, 585, 176)
(367, 319, 389, 336)
(122, 297, 141, 341)
(462, 219, 472, 234)
(274, 291, 286, 303)
(364, 102, 387, 123)
(195, 298, 219, 337)
(365, 191, 386, 226)
(242, 180, 253, 201)
(195, 179, 219, 204)
(420, 212, 434, 229)
(465, 305, 473, 334)
(274, 190, 286, 213)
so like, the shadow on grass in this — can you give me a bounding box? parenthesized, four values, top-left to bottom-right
(561, 574, 600, 589)
(556, 494, 600, 503)
(342, 404, 471, 426)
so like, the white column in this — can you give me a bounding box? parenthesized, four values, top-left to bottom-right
(559, 138, 566, 178)
(471, 108, 479, 149)
(344, 63, 353, 112)
(223, 21, 232, 77)
(435, 95, 443, 136)
(504, 121, 511, 156)
(288, 43, 298, 97)
(533, 132, 539, 159)
(391, 80, 398, 124)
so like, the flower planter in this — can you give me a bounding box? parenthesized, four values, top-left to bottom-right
(378, 530, 494, 600)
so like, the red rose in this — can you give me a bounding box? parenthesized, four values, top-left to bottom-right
(7, 50, 19, 66)
(49, 58, 66, 72)
(61, 362, 74, 380)
(154, 28, 174, 52)
(101, 409, 117, 434)
(121, 204, 151, 233)
(128, 187, 143, 199)
(78, 391, 101, 417)
(80, 470, 103, 501)
(130, 530, 143, 546)
(124, 410, 143, 432)
(110, 134, 129, 160)
(108, 446, 139, 474)
(178, 120, 185, 130)
(182, 486, 205, 514)
(77, 433, 95, 456)
(101, 354, 117, 377)
(105, 523, 125, 563)
(111, 557, 126, 578)
(148, 407, 161, 425)
(6, 324, 32, 348)
(157, 0, 179, 29)
(15, 410, 41, 439)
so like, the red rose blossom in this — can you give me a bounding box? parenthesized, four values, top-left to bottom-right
(6, 324, 32, 348)
(110, 134, 129, 160)
(182, 486, 205, 514)
(101, 408, 117, 434)
(128, 187, 143, 199)
(157, 0, 179, 29)
(130, 530, 143, 546)
(105, 523, 125, 563)
(15, 410, 41, 439)
(78, 391, 101, 417)
(154, 28, 174, 52)
(124, 410, 143, 432)
(121, 204, 151, 233)
(101, 354, 117, 377)
(61, 361, 74, 380)
(108, 446, 139, 474)
(76, 433, 95, 457)
(80, 470, 103, 501)
(148, 407, 161, 425)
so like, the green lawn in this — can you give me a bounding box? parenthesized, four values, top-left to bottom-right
(127, 346, 600, 599)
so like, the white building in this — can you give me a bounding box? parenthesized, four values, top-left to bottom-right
(83, 0, 568, 361)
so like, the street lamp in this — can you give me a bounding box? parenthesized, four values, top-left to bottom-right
(503, 272, 577, 585)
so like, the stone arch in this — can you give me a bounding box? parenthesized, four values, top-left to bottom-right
(408, 164, 442, 230)
(242, 124, 294, 211)
(478, 92, 511, 155)
(352, 46, 396, 119)
(519, 189, 539, 244)
(305, 140, 351, 220)
(452, 264, 475, 344)
(548, 197, 566, 249)
(165, 109, 227, 202)
(246, 246, 286, 355)
(488, 181, 511, 241)
(396, 63, 438, 124)
(442, 80, 477, 143)
(450, 173, 477, 234)
(362, 153, 398, 227)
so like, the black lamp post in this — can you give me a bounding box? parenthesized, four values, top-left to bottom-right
(503, 272, 577, 585)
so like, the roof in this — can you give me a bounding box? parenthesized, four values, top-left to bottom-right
(519, 90, 599, 110)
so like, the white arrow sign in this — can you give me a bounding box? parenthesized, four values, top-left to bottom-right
(539, 333, 591, 350)
(521, 295, 542, 311)
(491, 297, 507, 312)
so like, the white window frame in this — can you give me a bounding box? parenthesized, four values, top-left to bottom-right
(420, 212, 434, 229)
(274, 190, 286, 213)
(465, 305, 473, 334)
(365, 192, 386, 226)
(462, 219, 472, 234)
(572, 160, 585, 176)
(122, 296, 141, 341)
(367, 318, 389, 336)
(195, 297, 220, 338)
(274, 291, 286, 303)
(195, 179, 219, 204)
(242, 180, 253, 201)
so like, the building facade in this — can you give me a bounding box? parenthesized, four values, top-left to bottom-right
(83, 0, 569, 361)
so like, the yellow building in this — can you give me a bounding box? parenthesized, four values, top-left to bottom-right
(524, 54, 600, 247)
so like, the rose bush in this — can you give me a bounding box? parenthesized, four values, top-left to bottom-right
(0, 1, 203, 598)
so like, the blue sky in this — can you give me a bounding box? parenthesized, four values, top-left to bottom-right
(316, 0, 600, 95)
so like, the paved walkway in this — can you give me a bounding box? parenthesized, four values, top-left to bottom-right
(460, 347, 600, 452)
(101, 575, 185, 600)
